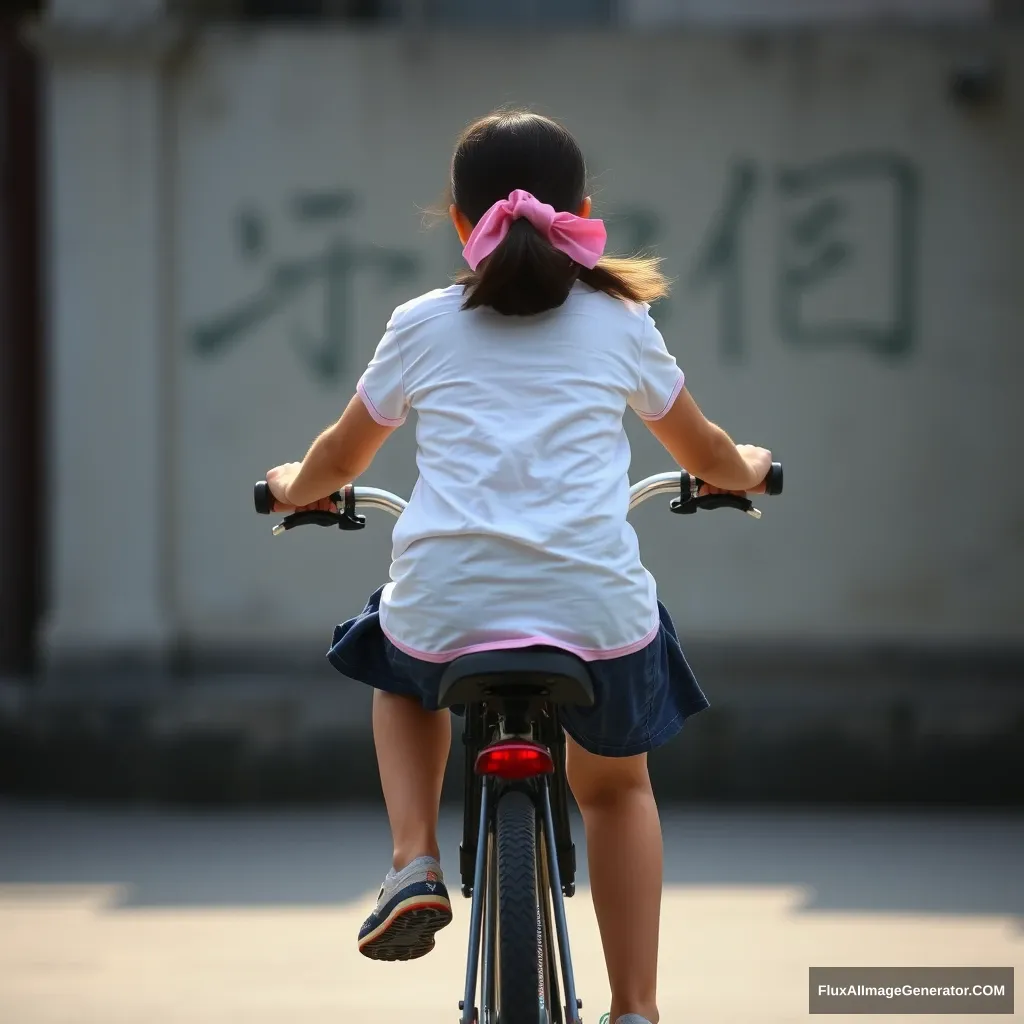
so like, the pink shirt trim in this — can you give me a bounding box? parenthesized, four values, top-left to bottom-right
(634, 371, 685, 422)
(380, 616, 660, 665)
(357, 379, 407, 427)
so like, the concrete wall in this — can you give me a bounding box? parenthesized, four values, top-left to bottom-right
(39, 21, 1024, 672)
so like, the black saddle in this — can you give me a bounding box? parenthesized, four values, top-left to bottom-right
(437, 648, 595, 710)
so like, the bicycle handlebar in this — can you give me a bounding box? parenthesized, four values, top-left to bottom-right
(254, 463, 782, 535)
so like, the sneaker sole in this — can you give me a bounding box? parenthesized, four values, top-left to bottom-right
(358, 894, 453, 961)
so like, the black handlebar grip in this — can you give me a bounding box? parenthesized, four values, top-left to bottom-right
(764, 462, 783, 496)
(254, 480, 274, 515)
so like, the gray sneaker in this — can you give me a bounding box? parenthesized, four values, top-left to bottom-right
(357, 855, 453, 961)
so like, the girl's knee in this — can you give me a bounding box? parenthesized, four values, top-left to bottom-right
(565, 736, 653, 809)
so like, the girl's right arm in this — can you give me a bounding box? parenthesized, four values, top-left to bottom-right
(643, 387, 772, 493)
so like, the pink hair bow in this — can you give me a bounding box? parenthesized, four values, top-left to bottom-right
(462, 189, 607, 271)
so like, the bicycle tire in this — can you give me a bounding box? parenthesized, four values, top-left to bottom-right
(496, 788, 542, 1024)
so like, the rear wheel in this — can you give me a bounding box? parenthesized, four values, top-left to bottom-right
(495, 788, 542, 1024)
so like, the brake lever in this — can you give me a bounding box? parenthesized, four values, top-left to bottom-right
(271, 488, 367, 536)
(670, 493, 762, 519)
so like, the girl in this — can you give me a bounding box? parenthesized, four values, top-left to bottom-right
(264, 109, 772, 1024)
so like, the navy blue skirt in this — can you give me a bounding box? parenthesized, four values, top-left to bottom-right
(327, 587, 709, 758)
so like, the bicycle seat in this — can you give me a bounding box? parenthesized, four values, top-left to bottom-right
(437, 647, 595, 710)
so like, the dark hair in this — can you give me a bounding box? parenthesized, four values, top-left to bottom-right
(451, 110, 670, 316)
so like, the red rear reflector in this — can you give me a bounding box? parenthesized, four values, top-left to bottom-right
(475, 740, 554, 779)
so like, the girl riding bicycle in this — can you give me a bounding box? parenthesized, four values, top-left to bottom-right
(264, 109, 772, 1024)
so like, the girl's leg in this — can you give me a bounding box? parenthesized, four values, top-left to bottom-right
(372, 689, 451, 870)
(565, 735, 661, 1024)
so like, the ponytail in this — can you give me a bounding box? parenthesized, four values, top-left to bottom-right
(580, 255, 670, 306)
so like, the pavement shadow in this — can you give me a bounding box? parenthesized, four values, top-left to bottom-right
(0, 804, 1021, 922)
(656, 810, 1024, 922)
(0, 803, 406, 907)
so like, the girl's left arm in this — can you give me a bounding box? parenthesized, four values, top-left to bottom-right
(265, 394, 398, 512)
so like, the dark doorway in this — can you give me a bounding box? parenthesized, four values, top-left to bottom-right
(0, 15, 42, 674)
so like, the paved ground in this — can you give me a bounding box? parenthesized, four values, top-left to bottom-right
(0, 803, 1021, 1023)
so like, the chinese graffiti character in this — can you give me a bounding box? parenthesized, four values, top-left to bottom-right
(687, 160, 760, 362)
(775, 153, 920, 360)
(192, 190, 421, 383)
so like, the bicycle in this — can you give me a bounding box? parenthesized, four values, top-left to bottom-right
(254, 463, 782, 1024)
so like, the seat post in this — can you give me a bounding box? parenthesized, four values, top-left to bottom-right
(501, 696, 531, 736)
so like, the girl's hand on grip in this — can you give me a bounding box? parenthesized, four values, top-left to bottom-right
(736, 445, 773, 493)
(265, 463, 300, 512)
(265, 463, 340, 514)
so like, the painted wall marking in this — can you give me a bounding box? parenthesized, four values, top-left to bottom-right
(191, 153, 920, 378)
(192, 190, 421, 383)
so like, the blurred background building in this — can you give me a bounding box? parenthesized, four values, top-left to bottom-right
(1, 0, 1022, 803)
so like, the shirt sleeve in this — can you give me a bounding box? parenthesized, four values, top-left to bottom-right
(627, 312, 685, 420)
(357, 326, 409, 426)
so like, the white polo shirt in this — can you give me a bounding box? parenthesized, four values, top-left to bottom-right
(357, 282, 684, 663)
